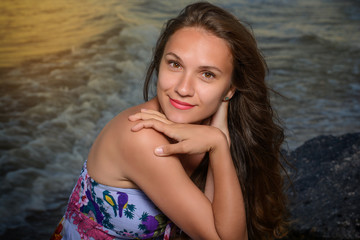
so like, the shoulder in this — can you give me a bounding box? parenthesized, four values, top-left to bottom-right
(108, 101, 172, 168)
(86, 100, 168, 187)
(108, 98, 161, 134)
(118, 112, 173, 171)
(109, 101, 167, 147)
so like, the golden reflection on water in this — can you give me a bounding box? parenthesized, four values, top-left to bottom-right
(0, 0, 119, 67)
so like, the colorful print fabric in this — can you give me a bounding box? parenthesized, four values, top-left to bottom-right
(51, 161, 171, 240)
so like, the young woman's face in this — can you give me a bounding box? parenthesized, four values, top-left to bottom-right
(157, 27, 234, 124)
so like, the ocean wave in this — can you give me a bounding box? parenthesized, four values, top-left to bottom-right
(0, 22, 160, 236)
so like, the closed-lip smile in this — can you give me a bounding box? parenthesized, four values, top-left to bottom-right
(169, 97, 195, 110)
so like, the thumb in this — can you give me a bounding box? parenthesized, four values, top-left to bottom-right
(154, 142, 188, 156)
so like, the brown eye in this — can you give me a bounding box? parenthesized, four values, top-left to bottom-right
(169, 61, 181, 69)
(202, 72, 215, 79)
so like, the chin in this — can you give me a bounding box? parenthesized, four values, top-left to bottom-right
(167, 115, 191, 124)
(167, 113, 203, 124)
(160, 102, 205, 124)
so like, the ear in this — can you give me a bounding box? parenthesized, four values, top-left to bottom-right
(223, 86, 236, 102)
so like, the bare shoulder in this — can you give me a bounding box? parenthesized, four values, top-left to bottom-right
(86, 100, 168, 187)
(115, 105, 175, 176)
(109, 101, 168, 151)
(107, 99, 160, 134)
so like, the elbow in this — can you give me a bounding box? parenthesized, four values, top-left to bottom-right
(215, 225, 248, 240)
(217, 232, 248, 240)
(186, 227, 221, 240)
(186, 225, 247, 240)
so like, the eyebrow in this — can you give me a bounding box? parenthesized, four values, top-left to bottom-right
(164, 52, 223, 74)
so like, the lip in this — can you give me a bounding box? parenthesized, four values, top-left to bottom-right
(169, 98, 195, 110)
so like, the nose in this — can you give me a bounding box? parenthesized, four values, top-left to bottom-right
(174, 72, 195, 97)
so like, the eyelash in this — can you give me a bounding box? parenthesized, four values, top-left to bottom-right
(168, 60, 182, 70)
(167, 60, 216, 80)
(202, 71, 215, 80)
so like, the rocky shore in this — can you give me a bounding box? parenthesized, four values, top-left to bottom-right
(285, 132, 360, 239)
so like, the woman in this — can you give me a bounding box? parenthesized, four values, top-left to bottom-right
(52, 2, 288, 240)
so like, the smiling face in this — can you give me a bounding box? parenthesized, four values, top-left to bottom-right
(157, 27, 234, 124)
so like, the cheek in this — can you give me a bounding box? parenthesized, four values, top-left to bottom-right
(157, 68, 173, 92)
(198, 88, 223, 111)
(199, 85, 226, 104)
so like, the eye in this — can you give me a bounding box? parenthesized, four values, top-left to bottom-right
(202, 71, 215, 80)
(169, 61, 182, 70)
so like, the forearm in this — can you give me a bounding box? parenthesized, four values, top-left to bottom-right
(129, 112, 247, 239)
(209, 132, 247, 239)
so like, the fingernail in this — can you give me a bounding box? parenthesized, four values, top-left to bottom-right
(154, 147, 163, 155)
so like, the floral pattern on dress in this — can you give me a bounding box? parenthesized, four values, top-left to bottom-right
(65, 176, 114, 240)
(53, 161, 172, 239)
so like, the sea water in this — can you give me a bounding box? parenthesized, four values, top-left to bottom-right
(0, 0, 359, 238)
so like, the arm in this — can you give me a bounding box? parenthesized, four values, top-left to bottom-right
(207, 101, 247, 238)
(122, 126, 220, 239)
(127, 117, 247, 239)
(209, 132, 246, 239)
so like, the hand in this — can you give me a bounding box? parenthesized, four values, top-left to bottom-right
(210, 101, 231, 145)
(129, 112, 226, 156)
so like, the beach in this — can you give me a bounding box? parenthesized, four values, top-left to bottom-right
(0, 0, 359, 238)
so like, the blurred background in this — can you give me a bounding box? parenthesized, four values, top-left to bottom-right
(0, 0, 359, 239)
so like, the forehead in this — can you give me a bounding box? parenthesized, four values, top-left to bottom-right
(164, 27, 233, 69)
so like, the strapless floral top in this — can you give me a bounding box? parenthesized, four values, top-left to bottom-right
(51, 161, 171, 240)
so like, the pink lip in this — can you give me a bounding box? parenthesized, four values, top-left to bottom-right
(169, 98, 195, 110)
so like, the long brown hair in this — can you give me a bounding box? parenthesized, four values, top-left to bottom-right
(144, 2, 289, 239)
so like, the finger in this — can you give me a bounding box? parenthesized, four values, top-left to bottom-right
(154, 142, 190, 156)
(141, 109, 173, 124)
(131, 119, 165, 131)
(131, 119, 179, 140)
(141, 109, 167, 119)
(129, 112, 172, 124)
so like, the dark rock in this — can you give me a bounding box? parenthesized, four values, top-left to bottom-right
(286, 133, 360, 239)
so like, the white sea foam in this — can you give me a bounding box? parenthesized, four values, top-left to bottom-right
(0, 18, 161, 236)
(0, 0, 359, 238)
